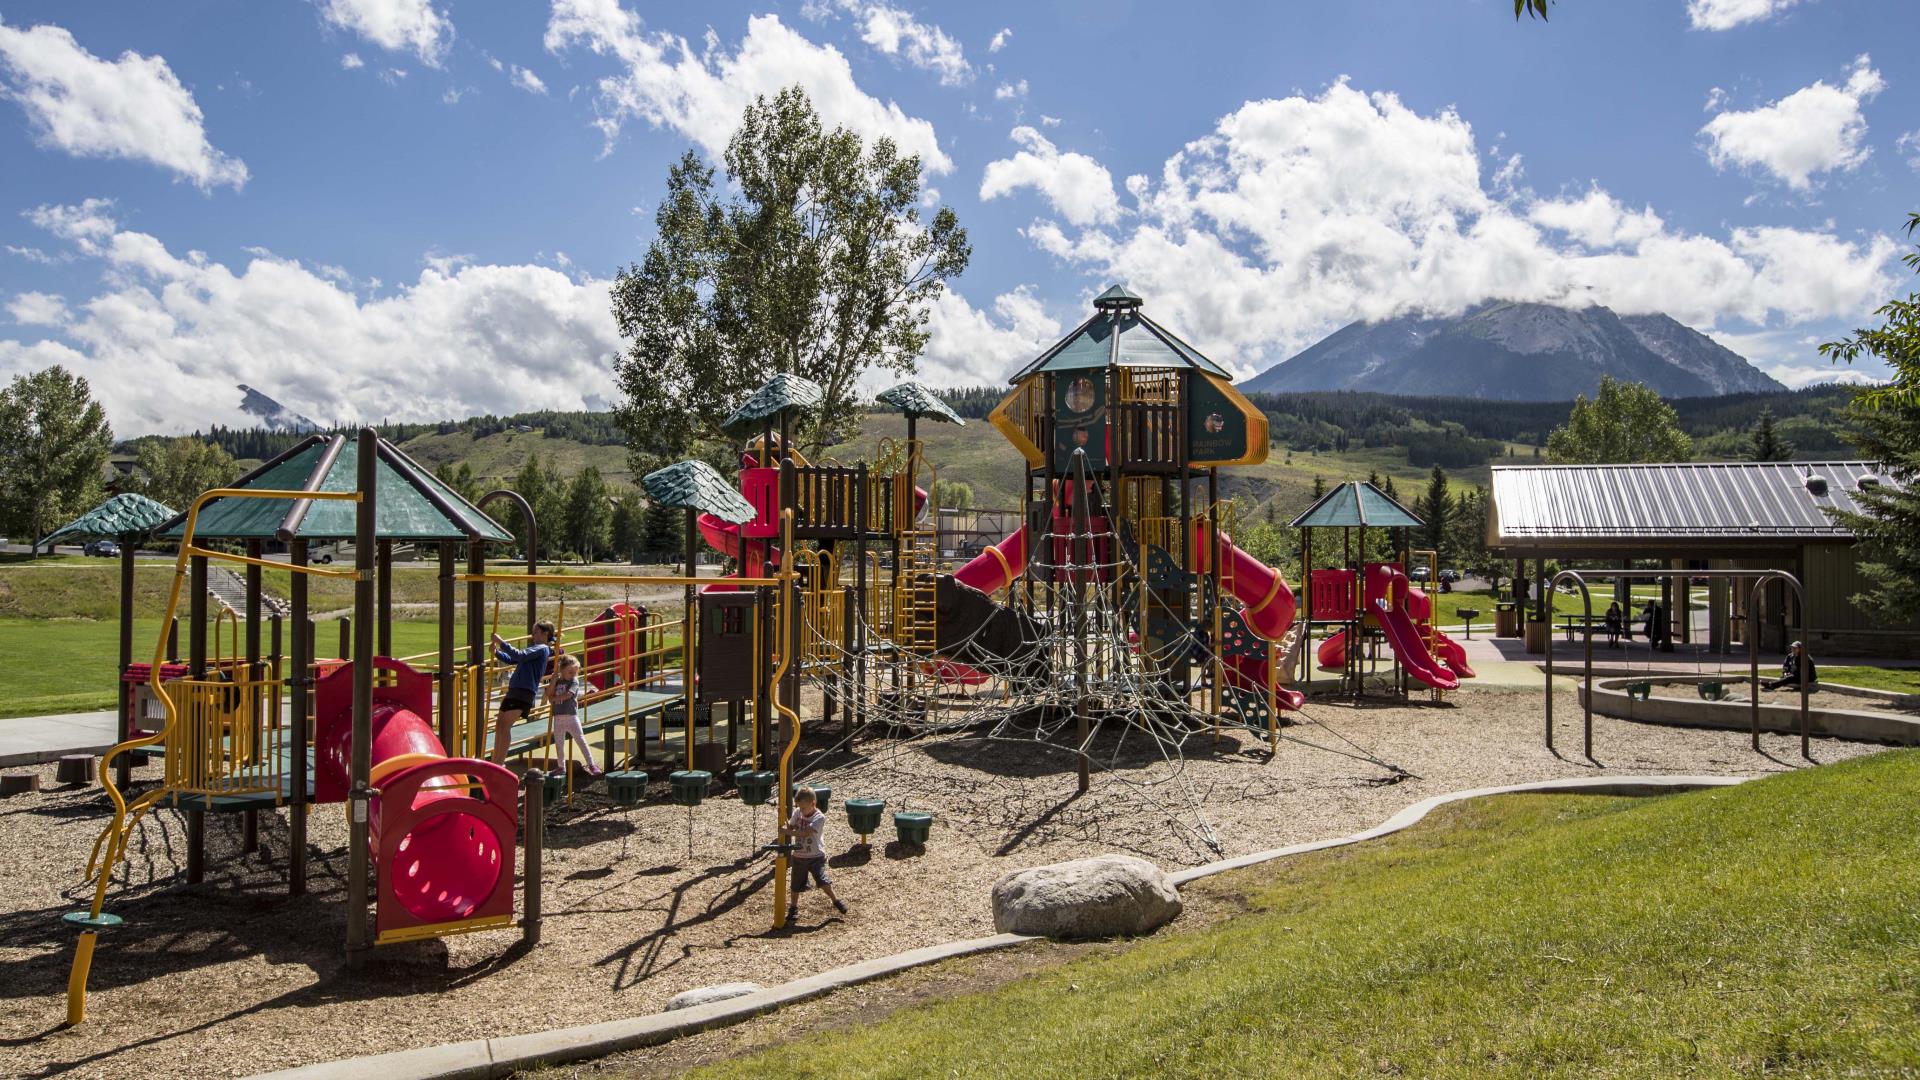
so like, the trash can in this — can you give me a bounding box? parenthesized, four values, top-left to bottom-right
(1523, 619, 1550, 655)
(1493, 601, 1518, 638)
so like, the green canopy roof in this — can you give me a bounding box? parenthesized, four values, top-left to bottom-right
(643, 460, 755, 525)
(1007, 286, 1233, 383)
(157, 433, 512, 543)
(42, 492, 177, 543)
(721, 373, 823, 435)
(1289, 481, 1425, 529)
(875, 381, 964, 426)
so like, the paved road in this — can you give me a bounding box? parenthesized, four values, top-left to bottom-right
(0, 710, 118, 768)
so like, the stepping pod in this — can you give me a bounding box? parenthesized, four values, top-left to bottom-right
(845, 798, 885, 845)
(670, 770, 713, 807)
(893, 811, 933, 849)
(605, 770, 647, 807)
(735, 770, 776, 806)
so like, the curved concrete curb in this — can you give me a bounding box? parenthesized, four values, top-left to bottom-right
(250, 774, 1751, 1080)
(1579, 676, 1920, 746)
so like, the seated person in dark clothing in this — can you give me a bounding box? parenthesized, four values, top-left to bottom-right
(1761, 641, 1817, 690)
(1603, 601, 1623, 646)
(1640, 601, 1671, 650)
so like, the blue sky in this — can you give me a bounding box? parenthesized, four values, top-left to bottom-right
(0, 0, 1914, 435)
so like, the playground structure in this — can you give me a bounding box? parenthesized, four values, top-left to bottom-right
(58, 286, 1486, 1025)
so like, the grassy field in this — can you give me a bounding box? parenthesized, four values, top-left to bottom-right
(1822, 665, 1920, 695)
(677, 751, 1920, 1079)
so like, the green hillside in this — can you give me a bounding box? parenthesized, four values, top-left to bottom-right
(395, 426, 636, 490)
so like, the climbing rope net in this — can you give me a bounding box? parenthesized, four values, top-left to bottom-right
(785, 518, 1411, 865)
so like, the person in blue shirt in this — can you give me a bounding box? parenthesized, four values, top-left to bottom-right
(491, 619, 557, 765)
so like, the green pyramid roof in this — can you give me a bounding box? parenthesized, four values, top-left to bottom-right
(875, 381, 964, 425)
(642, 460, 755, 525)
(1288, 481, 1425, 529)
(42, 492, 177, 543)
(1007, 288, 1232, 383)
(157, 433, 512, 542)
(721, 373, 824, 435)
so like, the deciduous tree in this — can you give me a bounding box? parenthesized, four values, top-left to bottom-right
(611, 87, 970, 467)
(1545, 376, 1693, 464)
(0, 366, 112, 554)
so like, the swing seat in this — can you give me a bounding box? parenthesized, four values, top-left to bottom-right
(669, 770, 712, 807)
(735, 770, 776, 806)
(1697, 681, 1728, 702)
(1625, 681, 1653, 702)
(605, 770, 647, 806)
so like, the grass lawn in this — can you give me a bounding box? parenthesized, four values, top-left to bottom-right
(679, 751, 1920, 1079)
(1428, 587, 1585, 624)
(1822, 665, 1920, 695)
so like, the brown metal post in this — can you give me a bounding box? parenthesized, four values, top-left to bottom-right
(376, 539, 393, 658)
(115, 540, 135, 788)
(438, 540, 456, 748)
(522, 769, 544, 944)
(345, 428, 376, 964)
(187, 553, 208, 884)
(244, 539, 262, 853)
(289, 539, 310, 895)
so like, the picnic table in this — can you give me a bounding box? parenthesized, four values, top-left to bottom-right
(1556, 612, 1613, 642)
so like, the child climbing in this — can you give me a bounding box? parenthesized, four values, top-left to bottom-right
(491, 619, 556, 765)
(786, 786, 847, 924)
(546, 654, 600, 776)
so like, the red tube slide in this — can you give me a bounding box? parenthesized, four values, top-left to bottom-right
(1191, 522, 1298, 641)
(315, 659, 518, 935)
(954, 526, 1028, 594)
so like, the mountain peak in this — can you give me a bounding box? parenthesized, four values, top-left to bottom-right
(1244, 302, 1783, 400)
(238, 384, 321, 433)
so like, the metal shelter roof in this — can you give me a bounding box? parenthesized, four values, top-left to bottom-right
(874, 381, 964, 425)
(42, 492, 177, 543)
(1290, 481, 1425, 529)
(1488, 461, 1891, 550)
(156, 433, 513, 543)
(1007, 287, 1233, 383)
(721, 373, 824, 436)
(642, 460, 755, 525)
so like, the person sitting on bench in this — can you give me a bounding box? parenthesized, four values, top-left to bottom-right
(1603, 601, 1623, 646)
(1761, 640, 1816, 691)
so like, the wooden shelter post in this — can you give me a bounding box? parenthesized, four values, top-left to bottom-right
(345, 428, 376, 964)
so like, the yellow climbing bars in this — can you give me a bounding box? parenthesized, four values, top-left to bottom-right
(66, 486, 362, 1028)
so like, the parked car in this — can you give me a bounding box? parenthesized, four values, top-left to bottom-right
(1438, 568, 1461, 583)
(1409, 565, 1431, 582)
(83, 539, 120, 557)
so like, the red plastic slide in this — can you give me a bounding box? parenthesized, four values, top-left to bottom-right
(1364, 563, 1458, 690)
(1318, 582, 1476, 683)
(953, 526, 1029, 593)
(1192, 522, 1305, 711)
(314, 658, 518, 938)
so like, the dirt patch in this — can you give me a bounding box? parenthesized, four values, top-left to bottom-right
(0, 684, 1887, 1078)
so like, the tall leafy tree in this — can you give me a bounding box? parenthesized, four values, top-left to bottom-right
(608, 494, 645, 564)
(611, 87, 970, 466)
(1545, 376, 1693, 464)
(0, 366, 112, 554)
(1821, 211, 1920, 618)
(130, 437, 239, 513)
(932, 479, 974, 510)
(510, 453, 553, 559)
(560, 466, 611, 563)
(1416, 465, 1453, 559)
(1747, 407, 1795, 461)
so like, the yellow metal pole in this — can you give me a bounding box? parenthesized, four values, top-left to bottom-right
(771, 509, 799, 931)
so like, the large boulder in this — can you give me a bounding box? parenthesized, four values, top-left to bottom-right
(991, 854, 1182, 938)
(664, 982, 763, 1011)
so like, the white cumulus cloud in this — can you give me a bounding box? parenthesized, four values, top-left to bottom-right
(314, 0, 452, 67)
(544, 4, 951, 173)
(6, 290, 67, 326)
(0, 199, 1039, 432)
(1686, 0, 1802, 31)
(340, 52, 365, 69)
(994, 79, 1027, 101)
(843, 0, 970, 86)
(0, 20, 248, 190)
(988, 28, 1011, 53)
(981, 127, 1121, 227)
(1005, 78, 1897, 380)
(1699, 55, 1883, 190)
(510, 64, 548, 95)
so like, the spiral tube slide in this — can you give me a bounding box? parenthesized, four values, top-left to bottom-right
(1191, 522, 1299, 641)
(314, 658, 518, 937)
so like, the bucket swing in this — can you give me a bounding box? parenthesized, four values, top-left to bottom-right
(669, 769, 712, 859)
(736, 769, 776, 847)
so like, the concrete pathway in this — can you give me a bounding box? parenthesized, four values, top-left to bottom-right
(0, 709, 118, 768)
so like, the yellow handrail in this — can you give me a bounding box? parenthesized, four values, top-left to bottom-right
(67, 486, 360, 1027)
